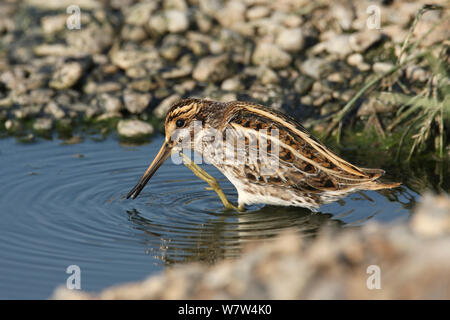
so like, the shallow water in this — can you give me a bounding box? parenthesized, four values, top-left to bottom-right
(0, 135, 420, 298)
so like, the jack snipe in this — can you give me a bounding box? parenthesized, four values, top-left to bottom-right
(127, 99, 400, 211)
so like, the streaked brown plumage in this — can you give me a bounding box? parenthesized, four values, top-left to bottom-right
(127, 98, 400, 211)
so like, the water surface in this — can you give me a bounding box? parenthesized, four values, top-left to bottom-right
(0, 135, 420, 298)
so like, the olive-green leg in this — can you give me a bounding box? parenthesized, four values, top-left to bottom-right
(180, 153, 244, 212)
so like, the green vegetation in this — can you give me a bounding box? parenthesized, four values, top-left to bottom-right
(324, 5, 449, 160)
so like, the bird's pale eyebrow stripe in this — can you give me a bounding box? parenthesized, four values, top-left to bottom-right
(236, 104, 366, 177)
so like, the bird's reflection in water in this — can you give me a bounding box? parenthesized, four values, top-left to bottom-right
(124, 183, 418, 266)
(126, 205, 344, 265)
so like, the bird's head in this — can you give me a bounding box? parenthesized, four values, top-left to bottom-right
(126, 98, 219, 199)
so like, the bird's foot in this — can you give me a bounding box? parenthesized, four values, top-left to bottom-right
(180, 152, 244, 212)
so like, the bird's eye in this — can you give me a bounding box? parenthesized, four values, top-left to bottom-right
(176, 119, 185, 127)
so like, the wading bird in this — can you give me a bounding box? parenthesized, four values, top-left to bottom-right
(127, 99, 400, 211)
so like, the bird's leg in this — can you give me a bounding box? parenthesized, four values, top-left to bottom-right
(180, 152, 244, 212)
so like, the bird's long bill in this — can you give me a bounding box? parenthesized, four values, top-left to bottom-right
(126, 142, 172, 199)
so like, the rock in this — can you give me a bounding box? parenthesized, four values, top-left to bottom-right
(294, 76, 314, 95)
(160, 35, 185, 61)
(357, 96, 396, 117)
(96, 112, 122, 121)
(49, 62, 83, 90)
(165, 10, 189, 33)
(66, 23, 113, 55)
(25, 0, 100, 10)
(129, 79, 157, 92)
(192, 54, 231, 82)
(349, 30, 383, 52)
(221, 77, 241, 91)
(41, 15, 67, 34)
(219, 93, 237, 102)
(347, 53, 363, 66)
(406, 65, 430, 82)
(120, 25, 148, 42)
(215, 0, 246, 29)
(331, 4, 354, 30)
(246, 6, 270, 20)
(195, 10, 213, 33)
(117, 119, 154, 138)
(283, 14, 303, 28)
(411, 194, 450, 237)
(33, 44, 77, 57)
(153, 94, 181, 118)
(33, 117, 53, 131)
(4, 119, 21, 132)
(252, 43, 292, 69)
(313, 35, 352, 57)
(123, 90, 151, 114)
(84, 82, 122, 94)
(383, 25, 409, 44)
(198, 0, 223, 17)
(373, 62, 394, 74)
(14, 105, 41, 119)
(44, 101, 65, 119)
(110, 49, 160, 70)
(125, 2, 158, 26)
(148, 13, 168, 34)
(164, 0, 188, 11)
(260, 67, 279, 85)
(161, 65, 193, 79)
(327, 72, 344, 83)
(98, 93, 122, 113)
(298, 58, 326, 79)
(276, 28, 304, 52)
(173, 80, 196, 95)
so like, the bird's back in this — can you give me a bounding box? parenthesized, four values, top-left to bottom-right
(213, 101, 400, 208)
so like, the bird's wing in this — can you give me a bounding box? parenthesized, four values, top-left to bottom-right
(221, 103, 384, 192)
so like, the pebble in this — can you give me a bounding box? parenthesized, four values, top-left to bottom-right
(49, 62, 83, 90)
(298, 58, 326, 79)
(260, 67, 279, 85)
(41, 15, 67, 34)
(347, 53, 363, 66)
(252, 43, 292, 69)
(327, 72, 344, 83)
(192, 54, 230, 82)
(123, 90, 151, 114)
(349, 30, 383, 52)
(276, 28, 304, 52)
(4, 119, 21, 131)
(98, 93, 122, 113)
(246, 6, 270, 20)
(216, 0, 246, 29)
(315, 35, 352, 57)
(117, 119, 154, 138)
(153, 94, 181, 118)
(33, 117, 53, 131)
(44, 101, 65, 119)
(165, 10, 189, 33)
(221, 77, 241, 91)
(148, 13, 168, 34)
(373, 62, 394, 74)
(406, 65, 430, 82)
(125, 2, 158, 26)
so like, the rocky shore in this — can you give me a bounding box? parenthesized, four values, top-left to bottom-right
(0, 0, 448, 141)
(52, 194, 450, 299)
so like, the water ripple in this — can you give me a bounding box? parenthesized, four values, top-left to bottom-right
(0, 136, 417, 298)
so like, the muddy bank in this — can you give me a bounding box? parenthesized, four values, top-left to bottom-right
(52, 194, 450, 299)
